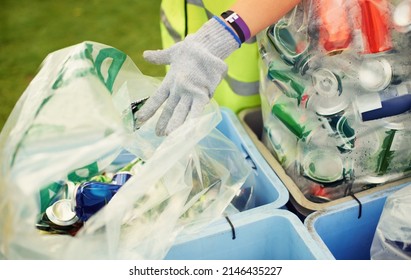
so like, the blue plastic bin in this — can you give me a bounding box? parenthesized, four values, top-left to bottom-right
(165, 206, 330, 260)
(304, 183, 409, 260)
(217, 107, 289, 210)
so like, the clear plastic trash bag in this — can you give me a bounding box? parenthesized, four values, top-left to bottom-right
(0, 41, 251, 259)
(257, 0, 411, 202)
(370, 185, 411, 259)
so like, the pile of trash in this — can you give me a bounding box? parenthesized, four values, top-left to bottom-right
(0, 41, 252, 259)
(257, 0, 411, 202)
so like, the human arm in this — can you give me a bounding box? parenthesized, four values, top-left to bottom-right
(136, 0, 301, 136)
(230, 0, 301, 38)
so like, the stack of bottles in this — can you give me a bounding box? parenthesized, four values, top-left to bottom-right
(257, 0, 411, 202)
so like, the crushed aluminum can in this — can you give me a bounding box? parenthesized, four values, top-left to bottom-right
(73, 181, 123, 222)
(37, 199, 83, 236)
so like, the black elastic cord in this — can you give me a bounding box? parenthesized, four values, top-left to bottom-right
(349, 192, 362, 219)
(225, 215, 236, 240)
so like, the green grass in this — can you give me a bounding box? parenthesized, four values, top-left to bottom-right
(0, 0, 165, 131)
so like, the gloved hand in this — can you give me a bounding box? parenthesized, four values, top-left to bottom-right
(135, 17, 240, 136)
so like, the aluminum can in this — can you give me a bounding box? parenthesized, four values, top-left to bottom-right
(271, 97, 319, 141)
(361, 93, 411, 121)
(267, 67, 308, 102)
(299, 148, 351, 184)
(318, 111, 356, 153)
(301, 149, 344, 183)
(112, 171, 132, 185)
(379, 80, 411, 100)
(297, 116, 354, 186)
(375, 125, 401, 176)
(305, 68, 356, 152)
(374, 122, 411, 175)
(73, 164, 133, 222)
(36, 199, 83, 236)
(39, 181, 66, 214)
(73, 181, 122, 221)
(358, 54, 411, 92)
(46, 199, 79, 226)
(89, 173, 113, 183)
(358, 0, 392, 54)
(359, 57, 394, 91)
(262, 116, 298, 168)
(315, 0, 353, 53)
(308, 91, 350, 118)
(393, 0, 411, 33)
(267, 18, 311, 69)
(311, 68, 342, 97)
(360, 81, 411, 121)
(302, 50, 362, 80)
(347, 122, 409, 186)
(354, 121, 411, 185)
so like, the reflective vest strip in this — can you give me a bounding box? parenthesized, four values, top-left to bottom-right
(160, 8, 183, 43)
(161, 0, 259, 97)
(226, 75, 259, 96)
(186, 0, 255, 43)
(187, 0, 204, 7)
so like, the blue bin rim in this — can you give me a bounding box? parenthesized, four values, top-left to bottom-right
(173, 204, 332, 260)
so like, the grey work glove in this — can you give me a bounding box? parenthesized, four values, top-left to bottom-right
(135, 17, 240, 136)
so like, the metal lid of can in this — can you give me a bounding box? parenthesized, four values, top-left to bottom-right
(45, 199, 78, 226)
(302, 149, 344, 183)
(295, 52, 315, 75)
(359, 57, 392, 91)
(308, 93, 349, 116)
(312, 68, 342, 97)
(393, 0, 411, 33)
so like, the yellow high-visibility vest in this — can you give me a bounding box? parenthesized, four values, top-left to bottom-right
(159, 0, 261, 113)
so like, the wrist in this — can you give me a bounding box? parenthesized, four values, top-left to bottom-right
(213, 16, 242, 46)
(220, 10, 251, 43)
(190, 17, 240, 60)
